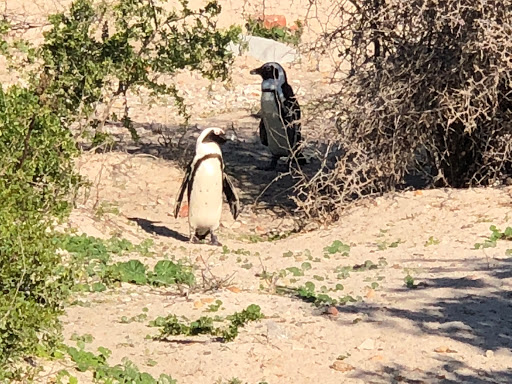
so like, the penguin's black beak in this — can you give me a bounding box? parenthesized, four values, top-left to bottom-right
(250, 66, 263, 76)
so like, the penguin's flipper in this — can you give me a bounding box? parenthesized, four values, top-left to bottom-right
(223, 173, 240, 220)
(173, 161, 192, 218)
(259, 119, 268, 147)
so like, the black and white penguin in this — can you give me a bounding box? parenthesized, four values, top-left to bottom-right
(250, 62, 305, 170)
(174, 127, 240, 246)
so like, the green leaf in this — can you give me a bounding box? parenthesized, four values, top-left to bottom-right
(324, 240, 350, 255)
(113, 260, 147, 284)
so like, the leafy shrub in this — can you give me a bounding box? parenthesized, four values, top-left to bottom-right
(150, 304, 264, 342)
(38, 0, 241, 136)
(0, 86, 79, 377)
(0, 0, 239, 376)
(297, 0, 512, 219)
(65, 344, 176, 383)
(245, 17, 303, 46)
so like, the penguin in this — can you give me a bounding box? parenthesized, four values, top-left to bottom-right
(173, 127, 240, 246)
(250, 62, 306, 170)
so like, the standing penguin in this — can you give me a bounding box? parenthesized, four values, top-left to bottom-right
(174, 127, 239, 246)
(250, 62, 306, 170)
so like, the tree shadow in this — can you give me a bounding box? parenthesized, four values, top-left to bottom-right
(86, 117, 328, 214)
(127, 217, 188, 242)
(350, 359, 512, 383)
(330, 257, 512, 383)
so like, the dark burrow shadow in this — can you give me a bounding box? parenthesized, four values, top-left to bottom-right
(128, 217, 188, 242)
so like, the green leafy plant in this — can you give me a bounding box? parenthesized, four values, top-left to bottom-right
(120, 313, 148, 324)
(324, 240, 351, 256)
(66, 344, 175, 383)
(292, 282, 357, 307)
(35, 0, 241, 134)
(206, 300, 223, 312)
(245, 17, 303, 46)
(148, 260, 195, 287)
(150, 304, 264, 342)
(404, 274, 416, 289)
(424, 236, 440, 246)
(474, 225, 512, 249)
(376, 239, 402, 251)
(0, 85, 79, 378)
(334, 265, 353, 279)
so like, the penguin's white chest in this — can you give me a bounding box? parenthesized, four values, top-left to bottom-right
(189, 157, 223, 231)
(261, 93, 290, 157)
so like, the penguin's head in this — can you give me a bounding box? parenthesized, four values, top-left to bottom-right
(250, 62, 287, 84)
(197, 127, 227, 147)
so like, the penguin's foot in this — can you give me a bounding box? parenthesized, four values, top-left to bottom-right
(189, 234, 201, 244)
(210, 232, 222, 247)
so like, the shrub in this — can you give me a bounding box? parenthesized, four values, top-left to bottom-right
(0, 0, 240, 377)
(38, 0, 241, 138)
(297, 0, 512, 219)
(0, 84, 79, 378)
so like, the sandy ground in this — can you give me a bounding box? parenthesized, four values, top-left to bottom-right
(3, 1, 512, 383)
(38, 152, 511, 384)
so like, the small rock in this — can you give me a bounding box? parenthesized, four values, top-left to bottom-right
(193, 300, 204, 309)
(485, 350, 494, 358)
(325, 306, 339, 316)
(330, 360, 355, 372)
(227, 286, 241, 293)
(201, 297, 215, 304)
(434, 346, 457, 353)
(369, 355, 384, 362)
(230, 221, 242, 229)
(262, 14, 287, 29)
(365, 288, 375, 299)
(359, 338, 375, 350)
(266, 321, 288, 341)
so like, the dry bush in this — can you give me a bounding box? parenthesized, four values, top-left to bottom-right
(295, 0, 512, 220)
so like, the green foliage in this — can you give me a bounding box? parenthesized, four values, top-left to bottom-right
(148, 260, 196, 287)
(376, 239, 402, 251)
(38, 0, 241, 129)
(55, 233, 195, 290)
(66, 344, 175, 383)
(205, 300, 223, 312)
(150, 304, 264, 342)
(404, 275, 416, 289)
(113, 260, 148, 284)
(0, 84, 79, 377)
(324, 240, 350, 256)
(474, 225, 512, 249)
(0, 0, 236, 376)
(245, 17, 303, 46)
(424, 236, 440, 247)
(293, 282, 357, 307)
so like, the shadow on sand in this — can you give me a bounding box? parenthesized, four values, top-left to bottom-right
(128, 217, 189, 242)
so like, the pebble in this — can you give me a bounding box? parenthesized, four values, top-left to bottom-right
(266, 321, 289, 341)
(358, 338, 375, 350)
